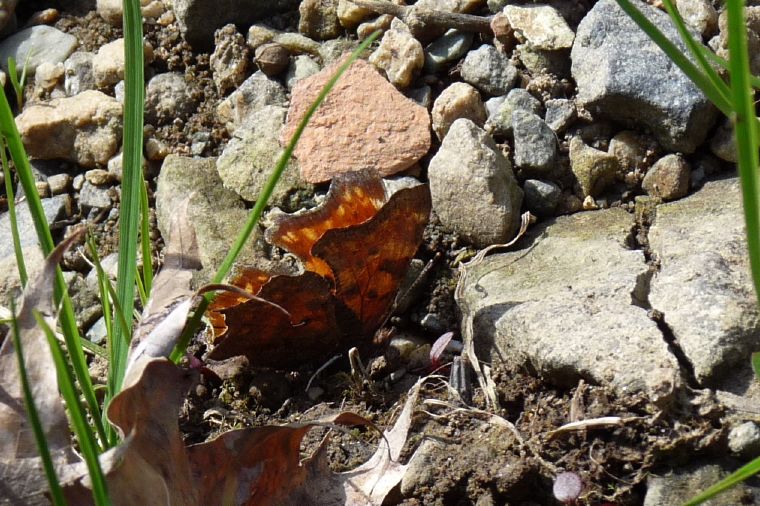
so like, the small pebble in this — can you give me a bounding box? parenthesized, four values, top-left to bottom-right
(47, 173, 71, 195)
(255, 43, 290, 77)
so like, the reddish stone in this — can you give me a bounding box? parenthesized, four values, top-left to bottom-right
(282, 57, 431, 183)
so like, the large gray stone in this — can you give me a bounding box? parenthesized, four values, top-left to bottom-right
(0, 26, 77, 76)
(173, 0, 300, 50)
(428, 118, 523, 247)
(648, 178, 760, 385)
(458, 208, 680, 403)
(571, 0, 717, 153)
(155, 155, 260, 278)
(460, 44, 518, 96)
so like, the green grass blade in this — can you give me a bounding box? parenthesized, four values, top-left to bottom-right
(169, 30, 381, 362)
(34, 311, 111, 506)
(139, 178, 153, 297)
(696, 44, 760, 88)
(727, 0, 760, 301)
(752, 352, 760, 380)
(661, 0, 732, 107)
(0, 87, 107, 445)
(9, 304, 67, 506)
(1, 139, 27, 285)
(6, 57, 21, 109)
(615, 0, 733, 115)
(683, 456, 760, 505)
(110, 0, 145, 395)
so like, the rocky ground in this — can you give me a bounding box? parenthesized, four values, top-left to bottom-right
(2, 0, 760, 504)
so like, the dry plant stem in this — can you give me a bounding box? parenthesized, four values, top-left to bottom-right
(351, 0, 492, 34)
(455, 212, 534, 409)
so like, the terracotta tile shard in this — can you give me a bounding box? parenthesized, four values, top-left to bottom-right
(282, 57, 431, 183)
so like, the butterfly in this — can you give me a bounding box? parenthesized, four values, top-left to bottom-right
(206, 170, 432, 368)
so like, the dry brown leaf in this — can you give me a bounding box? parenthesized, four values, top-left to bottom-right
(0, 231, 85, 506)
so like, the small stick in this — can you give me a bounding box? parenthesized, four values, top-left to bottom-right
(351, 0, 493, 34)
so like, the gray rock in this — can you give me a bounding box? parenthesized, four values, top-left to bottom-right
(644, 460, 760, 505)
(0, 195, 69, 260)
(428, 118, 523, 247)
(63, 51, 95, 96)
(460, 44, 518, 96)
(424, 29, 473, 73)
(79, 181, 113, 209)
(459, 208, 680, 403)
(210, 24, 251, 94)
(571, 0, 717, 153)
(512, 110, 557, 174)
(484, 95, 506, 117)
(144, 72, 198, 124)
(173, 0, 299, 50)
(216, 71, 287, 133)
(485, 88, 542, 137)
(0, 25, 77, 76)
(569, 136, 620, 198)
(285, 55, 321, 90)
(544, 98, 576, 133)
(709, 116, 737, 163)
(155, 155, 260, 276)
(523, 179, 561, 217)
(728, 421, 760, 458)
(642, 154, 690, 200)
(648, 178, 760, 385)
(217, 105, 309, 203)
(86, 316, 108, 345)
(406, 85, 432, 109)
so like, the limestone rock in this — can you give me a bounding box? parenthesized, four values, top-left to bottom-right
(458, 207, 681, 403)
(431, 82, 486, 140)
(428, 118, 523, 247)
(16, 90, 122, 168)
(648, 178, 760, 385)
(503, 4, 575, 50)
(283, 58, 430, 183)
(369, 18, 424, 89)
(93, 38, 153, 88)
